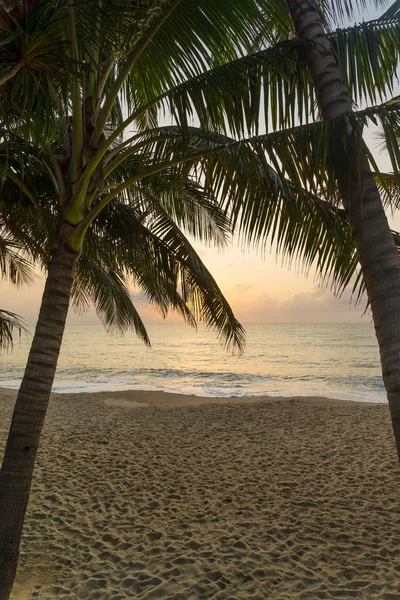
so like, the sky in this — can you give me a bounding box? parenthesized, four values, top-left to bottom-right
(1, 2, 399, 328)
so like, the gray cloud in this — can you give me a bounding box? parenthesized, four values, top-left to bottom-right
(281, 286, 359, 313)
(234, 286, 366, 323)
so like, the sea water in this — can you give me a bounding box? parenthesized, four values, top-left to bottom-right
(0, 322, 385, 403)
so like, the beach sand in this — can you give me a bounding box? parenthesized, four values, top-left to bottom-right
(0, 388, 399, 599)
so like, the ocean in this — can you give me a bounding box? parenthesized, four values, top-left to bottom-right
(0, 322, 386, 403)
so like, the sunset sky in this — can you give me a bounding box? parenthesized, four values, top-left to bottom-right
(2, 3, 398, 327)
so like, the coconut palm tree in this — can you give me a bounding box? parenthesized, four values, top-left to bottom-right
(280, 0, 400, 458)
(1, 0, 400, 597)
(193, 0, 400, 462)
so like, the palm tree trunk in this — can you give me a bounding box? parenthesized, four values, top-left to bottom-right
(286, 0, 400, 458)
(0, 245, 79, 600)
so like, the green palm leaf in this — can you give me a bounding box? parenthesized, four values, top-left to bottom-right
(72, 255, 151, 345)
(86, 196, 246, 350)
(0, 309, 27, 350)
(0, 228, 34, 286)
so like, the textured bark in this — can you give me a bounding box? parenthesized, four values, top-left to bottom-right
(0, 245, 79, 600)
(286, 0, 400, 458)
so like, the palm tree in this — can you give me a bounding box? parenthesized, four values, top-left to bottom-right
(195, 0, 400, 462)
(281, 0, 400, 457)
(1, 0, 400, 597)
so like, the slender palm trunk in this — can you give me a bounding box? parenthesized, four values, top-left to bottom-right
(286, 0, 400, 457)
(0, 245, 79, 600)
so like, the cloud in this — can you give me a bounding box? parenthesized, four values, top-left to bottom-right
(231, 285, 366, 323)
(281, 286, 356, 313)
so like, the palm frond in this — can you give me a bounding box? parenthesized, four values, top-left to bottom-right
(101, 123, 363, 298)
(105, 167, 231, 248)
(120, 0, 280, 117)
(315, 0, 389, 26)
(0, 309, 28, 351)
(0, 228, 34, 285)
(379, 0, 400, 21)
(99, 104, 399, 221)
(0, 0, 69, 133)
(331, 13, 400, 106)
(72, 254, 151, 345)
(87, 199, 246, 352)
(163, 39, 315, 136)
(375, 171, 400, 209)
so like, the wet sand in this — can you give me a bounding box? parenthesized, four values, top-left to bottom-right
(0, 388, 398, 600)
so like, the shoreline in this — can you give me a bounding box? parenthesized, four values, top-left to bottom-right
(0, 386, 386, 408)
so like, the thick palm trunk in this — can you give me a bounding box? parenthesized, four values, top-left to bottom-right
(286, 0, 400, 458)
(0, 245, 79, 600)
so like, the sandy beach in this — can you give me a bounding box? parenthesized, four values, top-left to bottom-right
(0, 388, 399, 600)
